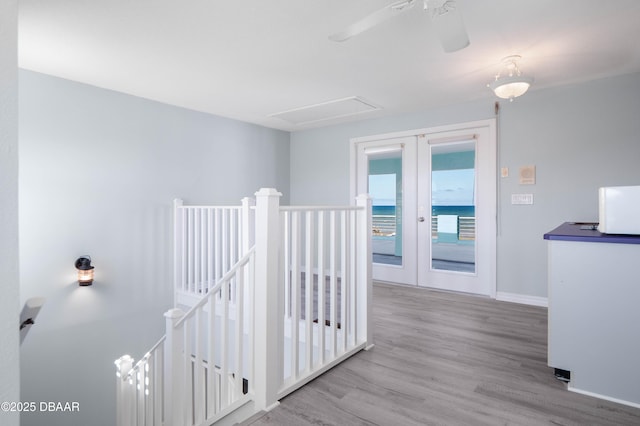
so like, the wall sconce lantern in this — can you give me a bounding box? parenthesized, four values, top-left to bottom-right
(75, 256, 95, 286)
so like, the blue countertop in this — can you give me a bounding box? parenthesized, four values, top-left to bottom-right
(544, 222, 640, 245)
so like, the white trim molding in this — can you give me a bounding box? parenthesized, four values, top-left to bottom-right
(568, 385, 640, 410)
(496, 291, 548, 308)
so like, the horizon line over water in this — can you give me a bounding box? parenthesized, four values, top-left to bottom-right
(372, 205, 475, 215)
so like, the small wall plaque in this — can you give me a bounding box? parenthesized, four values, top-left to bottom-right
(519, 165, 536, 185)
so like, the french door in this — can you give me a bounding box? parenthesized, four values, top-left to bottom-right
(355, 136, 417, 285)
(352, 120, 496, 297)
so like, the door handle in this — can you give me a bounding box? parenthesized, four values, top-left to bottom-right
(418, 216, 425, 222)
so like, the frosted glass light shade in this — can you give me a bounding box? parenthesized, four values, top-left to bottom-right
(78, 268, 94, 285)
(488, 75, 534, 100)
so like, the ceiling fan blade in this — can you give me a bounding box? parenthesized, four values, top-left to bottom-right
(427, 0, 470, 52)
(329, 0, 416, 42)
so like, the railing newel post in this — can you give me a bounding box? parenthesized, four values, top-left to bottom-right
(356, 194, 373, 349)
(115, 355, 134, 426)
(164, 308, 185, 425)
(253, 188, 282, 412)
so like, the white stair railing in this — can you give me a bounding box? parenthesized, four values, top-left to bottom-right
(173, 197, 254, 303)
(116, 248, 255, 426)
(115, 339, 165, 426)
(115, 188, 372, 425)
(250, 189, 372, 407)
(277, 194, 373, 397)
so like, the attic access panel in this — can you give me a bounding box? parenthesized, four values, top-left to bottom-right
(270, 96, 381, 125)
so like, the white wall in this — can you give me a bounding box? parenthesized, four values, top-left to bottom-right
(0, 1, 20, 425)
(497, 73, 640, 298)
(19, 70, 290, 426)
(290, 72, 640, 299)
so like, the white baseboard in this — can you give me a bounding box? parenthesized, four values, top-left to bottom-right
(496, 291, 548, 308)
(568, 385, 640, 410)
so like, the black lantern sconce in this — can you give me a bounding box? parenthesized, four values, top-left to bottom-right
(75, 256, 95, 286)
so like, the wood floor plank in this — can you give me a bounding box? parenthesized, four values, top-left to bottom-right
(245, 282, 640, 426)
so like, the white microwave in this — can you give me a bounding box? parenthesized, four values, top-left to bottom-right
(598, 185, 640, 235)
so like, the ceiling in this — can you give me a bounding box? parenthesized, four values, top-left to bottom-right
(18, 0, 640, 132)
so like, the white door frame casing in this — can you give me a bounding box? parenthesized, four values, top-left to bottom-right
(350, 119, 497, 298)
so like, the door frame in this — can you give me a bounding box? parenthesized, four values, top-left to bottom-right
(350, 119, 497, 297)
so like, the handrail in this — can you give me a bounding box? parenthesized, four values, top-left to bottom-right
(174, 245, 256, 329)
(177, 205, 243, 210)
(280, 205, 364, 212)
(120, 335, 166, 382)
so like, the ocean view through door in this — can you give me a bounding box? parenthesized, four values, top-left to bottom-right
(428, 140, 476, 274)
(352, 120, 496, 296)
(369, 154, 402, 265)
(355, 137, 417, 285)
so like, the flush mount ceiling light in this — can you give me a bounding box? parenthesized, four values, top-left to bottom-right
(487, 55, 534, 101)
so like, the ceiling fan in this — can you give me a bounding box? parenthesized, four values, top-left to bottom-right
(329, 0, 470, 53)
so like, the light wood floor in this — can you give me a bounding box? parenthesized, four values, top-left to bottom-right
(246, 282, 640, 425)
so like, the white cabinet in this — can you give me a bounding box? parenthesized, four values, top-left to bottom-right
(545, 223, 640, 408)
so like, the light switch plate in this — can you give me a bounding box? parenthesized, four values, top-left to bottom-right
(501, 167, 509, 178)
(512, 194, 534, 205)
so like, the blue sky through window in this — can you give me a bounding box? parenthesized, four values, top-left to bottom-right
(369, 169, 475, 206)
(369, 174, 396, 206)
(432, 169, 475, 206)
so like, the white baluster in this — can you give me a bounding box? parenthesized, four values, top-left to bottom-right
(230, 208, 237, 268)
(241, 197, 255, 255)
(181, 207, 188, 294)
(174, 199, 184, 294)
(207, 208, 214, 291)
(136, 362, 144, 425)
(206, 289, 217, 416)
(215, 208, 221, 284)
(317, 211, 326, 364)
(153, 348, 163, 425)
(143, 358, 152, 424)
(246, 252, 256, 397)
(305, 210, 314, 372)
(193, 309, 204, 424)
(222, 209, 229, 278)
(198, 208, 203, 292)
(282, 211, 291, 319)
(234, 266, 245, 400)
(329, 210, 338, 358)
(290, 211, 300, 378)
(182, 320, 193, 425)
(188, 208, 195, 293)
(340, 210, 348, 353)
(231, 209, 238, 303)
(220, 277, 229, 409)
(349, 209, 357, 347)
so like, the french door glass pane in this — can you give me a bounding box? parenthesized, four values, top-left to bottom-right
(431, 142, 476, 273)
(368, 152, 402, 266)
